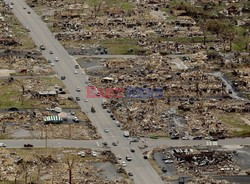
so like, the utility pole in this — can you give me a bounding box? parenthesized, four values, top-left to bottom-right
(45, 125, 48, 149)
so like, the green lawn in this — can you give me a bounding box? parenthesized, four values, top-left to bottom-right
(218, 114, 250, 137)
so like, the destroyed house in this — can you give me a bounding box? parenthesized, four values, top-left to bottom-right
(38, 91, 58, 98)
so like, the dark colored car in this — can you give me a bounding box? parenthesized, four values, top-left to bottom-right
(128, 172, 133, 176)
(8, 107, 19, 111)
(24, 144, 33, 148)
(143, 155, 148, 159)
(112, 142, 117, 146)
(130, 149, 135, 153)
(193, 136, 202, 140)
(61, 76, 66, 80)
(76, 97, 80, 101)
(162, 167, 167, 173)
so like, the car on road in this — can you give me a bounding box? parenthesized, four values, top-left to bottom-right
(0, 143, 6, 147)
(24, 144, 33, 148)
(27, 11, 31, 14)
(181, 136, 189, 140)
(39, 45, 45, 50)
(126, 156, 132, 161)
(193, 136, 202, 140)
(72, 117, 79, 122)
(143, 155, 148, 159)
(162, 167, 167, 173)
(76, 97, 80, 101)
(115, 121, 121, 127)
(75, 65, 79, 69)
(130, 148, 135, 153)
(165, 160, 174, 164)
(102, 141, 108, 146)
(121, 161, 126, 167)
(74, 70, 78, 74)
(77, 151, 85, 157)
(51, 62, 54, 66)
(61, 76, 66, 80)
(91, 151, 97, 157)
(76, 87, 80, 92)
(49, 50, 53, 54)
(96, 92, 100, 96)
(112, 142, 117, 146)
(104, 128, 109, 133)
(107, 109, 111, 113)
(55, 57, 59, 62)
(128, 172, 133, 176)
(10, 2, 14, 5)
(23, 7, 26, 9)
(84, 99, 88, 102)
(117, 155, 122, 160)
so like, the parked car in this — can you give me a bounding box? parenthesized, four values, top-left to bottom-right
(162, 167, 167, 173)
(24, 144, 33, 148)
(165, 160, 174, 164)
(39, 45, 45, 50)
(112, 142, 117, 146)
(0, 143, 6, 147)
(76, 87, 80, 92)
(75, 65, 79, 69)
(143, 155, 148, 159)
(126, 156, 132, 161)
(121, 161, 126, 167)
(128, 172, 133, 176)
(61, 76, 66, 80)
(76, 97, 80, 101)
(49, 50, 53, 54)
(55, 57, 59, 62)
(104, 128, 109, 133)
(193, 136, 202, 140)
(130, 148, 135, 153)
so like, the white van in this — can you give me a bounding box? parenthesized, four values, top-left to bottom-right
(0, 143, 6, 147)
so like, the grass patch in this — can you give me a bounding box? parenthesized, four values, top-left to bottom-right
(0, 134, 9, 139)
(100, 38, 140, 55)
(6, 13, 35, 49)
(218, 114, 250, 137)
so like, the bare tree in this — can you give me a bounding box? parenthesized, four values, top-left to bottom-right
(66, 155, 76, 184)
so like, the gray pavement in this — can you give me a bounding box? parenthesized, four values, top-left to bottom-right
(5, 1, 164, 183)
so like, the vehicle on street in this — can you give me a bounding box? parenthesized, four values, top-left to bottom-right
(24, 144, 33, 148)
(72, 117, 79, 122)
(104, 128, 109, 133)
(181, 136, 189, 140)
(61, 76, 66, 80)
(130, 148, 135, 153)
(23, 7, 26, 9)
(165, 160, 174, 164)
(0, 143, 6, 147)
(112, 142, 117, 146)
(117, 155, 122, 160)
(51, 62, 54, 66)
(55, 57, 59, 62)
(91, 151, 97, 157)
(39, 45, 45, 50)
(76, 97, 80, 101)
(121, 161, 126, 167)
(115, 121, 121, 127)
(76, 87, 80, 92)
(49, 50, 53, 54)
(128, 172, 133, 176)
(77, 151, 85, 157)
(162, 167, 167, 173)
(102, 141, 108, 146)
(123, 131, 130, 137)
(74, 70, 78, 74)
(75, 65, 79, 69)
(10, 2, 14, 5)
(193, 136, 202, 140)
(126, 156, 132, 161)
(91, 106, 96, 113)
(84, 99, 88, 102)
(107, 109, 111, 113)
(143, 155, 148, 159)
(27, 11, 31, 14)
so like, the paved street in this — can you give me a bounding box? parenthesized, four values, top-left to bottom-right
(5, 0, 164, 183)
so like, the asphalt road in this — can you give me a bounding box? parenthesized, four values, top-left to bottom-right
(5, 1, 164, 183)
